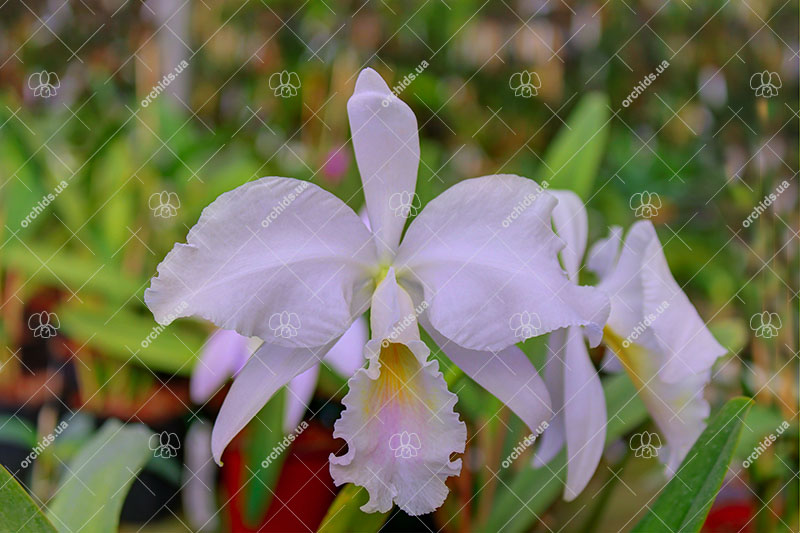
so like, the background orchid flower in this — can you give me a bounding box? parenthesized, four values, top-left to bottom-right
(588, 220, 727, 473)
(190, 319, 367, 432)
(144, 67, 609, 515)
(532, 190, 607, 501)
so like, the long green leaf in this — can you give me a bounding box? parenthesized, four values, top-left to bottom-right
(318, 484, 389, 533)
(46, 420, 152, 533)
(1, 242, 144, 301)
(540, 93, 609, 199)
(631, 397, 753, 533)
(57, 302, 205, 376)
(242, 391, 287, 526)
(0, 465, 57, 532)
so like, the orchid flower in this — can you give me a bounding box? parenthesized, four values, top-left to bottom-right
(144, 67, 609, 515)
(190, 320, 367, 432)
(532, 190, 607, 501)
(588, 220, 727, 473)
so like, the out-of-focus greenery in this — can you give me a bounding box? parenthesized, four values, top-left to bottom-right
(0, 0, 796, 531)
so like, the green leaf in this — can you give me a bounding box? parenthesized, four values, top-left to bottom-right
(0, 414, 36, 448)
(57, 302, 205, 376)
(632, 397, 753, 533)
(540, 93, 609, 199)
(1, 242, 145, 302)
(46, 419, 152, 533)
(93, 139, 137, 256)
(0, 465, 57, 532)
(484, 372, 647, 533)
(318, 484, 389, 533)
(242, 391, 287, 526)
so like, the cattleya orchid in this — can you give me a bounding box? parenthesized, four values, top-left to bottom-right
(144, 68, 609, 515)
(588, 220, 727, 473)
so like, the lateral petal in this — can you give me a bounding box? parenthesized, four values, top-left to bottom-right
(211, 341, 334, 464)
(145, 177, 377, 348)
(395, 174, 609, 351)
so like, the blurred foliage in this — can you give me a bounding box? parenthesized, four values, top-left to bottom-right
(0, 0, 797, 531)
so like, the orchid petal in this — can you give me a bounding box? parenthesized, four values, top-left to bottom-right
(605, 330, 710, 474)
(348, 68, 420, 259)
(329, 271, 466, 515)
(533, 329, 567, 467)
(182, 421, 219, 532)
(324, 315, 368, 377)
(190, 329, 252, 404)
(145, 177, 377, 348)
(561, 326, 606, 500)
(600, 221, 726, 382)
(395, 175, 609, 351)
(211, 341, 334, 464)
(587, 225, 622, 279)
(549, 190, 588, 281)
(422, 317, 552, 437)
(284, 364, 320, 433)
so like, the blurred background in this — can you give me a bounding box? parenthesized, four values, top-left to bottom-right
(0, 0, 797, 531)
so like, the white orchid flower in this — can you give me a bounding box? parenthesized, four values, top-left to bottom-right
(144, 68, 609, 515)
(588, 220, 727, 473)
(532, 190, 607, 501)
